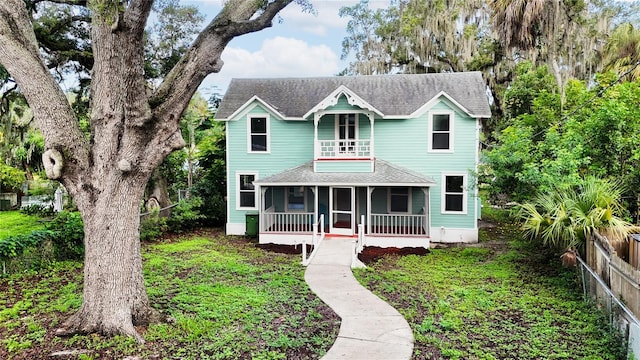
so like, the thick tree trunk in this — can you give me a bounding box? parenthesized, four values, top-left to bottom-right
(56, 175, 161, 342)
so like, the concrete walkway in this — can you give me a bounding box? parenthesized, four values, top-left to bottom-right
(304, 238, 414, 360)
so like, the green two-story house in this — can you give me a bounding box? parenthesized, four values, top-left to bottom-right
(216, 72, 490, 248)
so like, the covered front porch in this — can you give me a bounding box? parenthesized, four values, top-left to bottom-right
(253, 160, 434, 248)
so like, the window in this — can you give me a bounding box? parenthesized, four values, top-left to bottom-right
(429, 112, 453, 151)
(287, 187, 306, 211)
(249, 116, 269, 152)
(442, 174, 466, 213)
(237, 173, 257, 209)
(336, 114, 357, 154)
(388, 187, 410, 213)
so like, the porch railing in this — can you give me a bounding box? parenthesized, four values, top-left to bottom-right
(262, 211, 314, 233)
(370, 213, 426, 236)
(317, 139, 371, 158)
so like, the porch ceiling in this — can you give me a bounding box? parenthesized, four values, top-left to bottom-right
(253, 159, 436, 187)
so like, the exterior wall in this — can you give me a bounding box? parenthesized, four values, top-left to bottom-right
(226, 104, 314, 233)
(374, 99, 478, 240)
(225, 96, 479, 243)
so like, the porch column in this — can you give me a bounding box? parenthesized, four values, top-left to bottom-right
(312, 186, 318, 225)
(367, 112, 375, 159)
(367, 186, 374, 234)
(421, 187, 429, 236)
(260, 186, 267, 232)
(314, 112, 321, 160)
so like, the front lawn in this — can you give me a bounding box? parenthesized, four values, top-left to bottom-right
(355, 223, 627, 360)
(0, 230, 340, 359)
(0, 211, 43, 239)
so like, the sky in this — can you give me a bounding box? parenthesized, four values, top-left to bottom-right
(184, 0, 388, 98)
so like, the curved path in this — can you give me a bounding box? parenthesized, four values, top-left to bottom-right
(304, 238, 414, 360)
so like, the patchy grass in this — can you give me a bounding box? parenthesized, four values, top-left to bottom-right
(0, 229, 339, 359)
(0, 211, 44, 239)
(355, 223, 627, 360)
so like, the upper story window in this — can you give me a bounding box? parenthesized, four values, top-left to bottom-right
(388, 187, 410, 213)
(429, 112, 453, 152)
(336, 114, 358, 154)
(442, 173, 466, 214)
(237, 173, 258, 210)
(248, 115, 269, 153)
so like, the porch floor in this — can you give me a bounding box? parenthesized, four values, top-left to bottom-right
(264, 223, 426, 235)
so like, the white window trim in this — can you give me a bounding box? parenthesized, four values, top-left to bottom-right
(428, 110, 454, 153)
(247, 114, 270, 153)
(334, 113, 359, 140)
(236, 172, 259, 210)
(387, 187, 412, 214)
(285, 187, 307, 212)
(441, 172, 467, 214)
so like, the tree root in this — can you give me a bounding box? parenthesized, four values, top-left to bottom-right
(54, 306, 170, 343)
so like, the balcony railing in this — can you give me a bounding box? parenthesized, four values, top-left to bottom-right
(317, 139, 371, 158)
(370, 214, 427, 236)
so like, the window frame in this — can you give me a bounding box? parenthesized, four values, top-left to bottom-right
(387, 187, 411, 214)
(247, 115, 270, 153)
(441, 173, 467, 214)
(286, 186, 307, 212)
(236, 172, 258, 210)
(335, 113, 359, 155)
(428, 111, 454, 152)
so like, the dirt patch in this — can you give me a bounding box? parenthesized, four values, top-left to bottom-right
(358, 246, 430, 264)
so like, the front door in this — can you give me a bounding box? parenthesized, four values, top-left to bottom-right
(330, 187, 354, 235)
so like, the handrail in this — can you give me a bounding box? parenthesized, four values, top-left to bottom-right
(352, 215, 366, 268)
(302, 214, 325, 266)
(318, 139, 371, 158)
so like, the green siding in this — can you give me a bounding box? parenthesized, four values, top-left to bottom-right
(226, 97, 479, 230)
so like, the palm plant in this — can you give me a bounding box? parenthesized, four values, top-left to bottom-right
(519, 177, 636, 251)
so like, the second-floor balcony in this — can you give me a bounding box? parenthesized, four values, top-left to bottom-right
(317, 139, 372, 159)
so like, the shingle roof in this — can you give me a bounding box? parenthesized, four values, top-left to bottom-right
(253, 159, 436, 187)
(216, 72, 491, 120)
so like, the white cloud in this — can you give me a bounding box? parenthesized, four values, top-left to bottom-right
(198, 36, 340, 95)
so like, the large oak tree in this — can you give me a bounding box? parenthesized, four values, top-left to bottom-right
(0, 0, 297, 341)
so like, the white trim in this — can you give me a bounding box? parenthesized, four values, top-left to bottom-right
(410, 91, 481, 119)
(225, 125, 231, 229)
(364, 235, 430, 249)
(430, 227, 478, 243)
(387, 187, 411, 214)
(247, 114, 270, 153)
(441, 172, 467, 214)
(220, 96, 288, 121)
(428, 110, 454, 153)
(226, 222, 246, 235)
(303, 85, 384, 119)
(236, 172, 259, 210)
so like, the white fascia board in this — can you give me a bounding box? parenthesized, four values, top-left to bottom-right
(253, 181, 435, 187)
(221, 96, 305, 121)
(410, 91, 482, 119)
(303, 85, 384, 119)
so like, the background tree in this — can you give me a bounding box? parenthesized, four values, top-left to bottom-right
(0, 0, 304, 341)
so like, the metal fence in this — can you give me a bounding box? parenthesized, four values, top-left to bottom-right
(577, 255, 640, 359)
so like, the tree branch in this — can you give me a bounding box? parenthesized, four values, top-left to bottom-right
(124, 0, 153, 37)
(149, 0, 293, 120)
(0, 0, 89, 182)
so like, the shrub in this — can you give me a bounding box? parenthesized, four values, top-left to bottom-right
(20, 204, 56, 217)
(45, 211, 84, 260)
(140, 209, 168, 242)
(165, 197, 205, 233)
